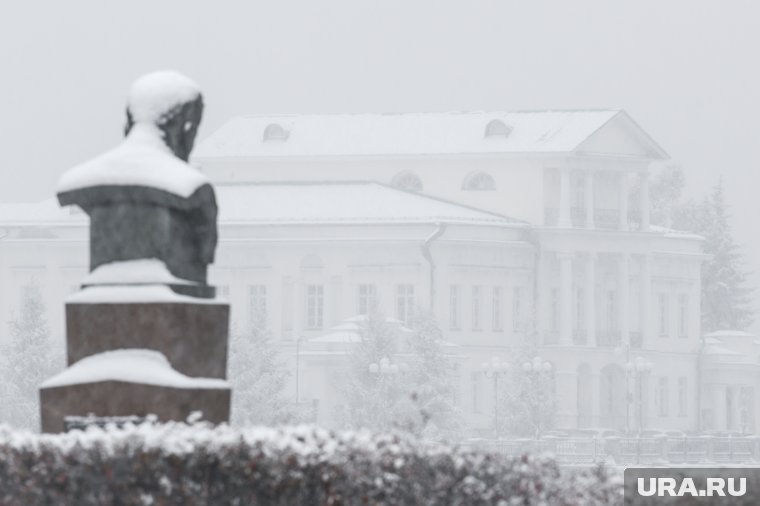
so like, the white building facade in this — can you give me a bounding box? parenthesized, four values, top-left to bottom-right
(0, 110, 748, 435)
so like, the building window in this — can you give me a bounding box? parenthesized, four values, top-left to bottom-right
(391, 171, 423, 192)
(217, 285, 230, 299)
(248, 285, 267, 331)
(512, 286, 522, 332)
(678, 377, 687, 417)
(657, 377, 669, 417)
(605, 291, 617, 332)
(306, 284, 324, 330)
(449, 285, 461, 330)
(492, 287, 503, 331)
(550, 288, 559, 331)
(678, 294, 688, 338)
(462, 171, 496, 191)
(484, 119, 512, 138)
(357, 284, 377, 316)
(658, 293, 669, 337)
(575, 287, 585, 331)
(396, 284, 415, 325)
(472, 286, 482, 331)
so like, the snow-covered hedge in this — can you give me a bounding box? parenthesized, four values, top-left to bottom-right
(0, 423, 622, 505)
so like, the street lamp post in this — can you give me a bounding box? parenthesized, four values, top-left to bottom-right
(480, 357, 510, 436)
(625, 356, 653, 434)
(522, 356, 553, 439)
(295, 335, 304, 404)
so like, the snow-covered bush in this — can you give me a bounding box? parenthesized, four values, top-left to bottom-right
(0, 422, 622, 505)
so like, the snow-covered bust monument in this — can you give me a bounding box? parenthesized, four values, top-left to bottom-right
(57, 71, 217, 296)
(39, 71, 231, 433)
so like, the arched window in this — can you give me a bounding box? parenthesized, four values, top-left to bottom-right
(462, 171, 496, 191)
(263, 123, 289, 142)
(391, 171, 423, 192)
(484, 119, 512, 138)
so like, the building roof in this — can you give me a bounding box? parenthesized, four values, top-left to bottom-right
(0, 198, 85, 226)
(193, 109, 668, 160)
(215, 181, 522, 226)
(0, 182, 522, 228)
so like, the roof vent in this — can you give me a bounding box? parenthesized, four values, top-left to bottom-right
(263, 123, 289, 142)
(484, 119, 512, 138)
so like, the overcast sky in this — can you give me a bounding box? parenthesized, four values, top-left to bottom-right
(1, 0, 758, 329)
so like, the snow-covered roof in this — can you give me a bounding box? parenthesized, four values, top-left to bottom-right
(0, 197, 85, 226)
(704, 330, 755, 338)
(649, 224, 704, 240)
(0, 182, 519, 228)
(41, 349, 229, 389)
(308, 315, 413, 344)
(216, 182, 521, 226)
(193, 110, 667, 159)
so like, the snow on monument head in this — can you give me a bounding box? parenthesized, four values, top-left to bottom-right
(125, 70, 204, 162)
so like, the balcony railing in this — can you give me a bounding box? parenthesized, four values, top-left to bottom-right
(596, 330, 622, 347)
(544, 207, 622, 230)
(593, 208, 620, 230)
(572, 328, 587, 345)
(460, 436, 760, 466)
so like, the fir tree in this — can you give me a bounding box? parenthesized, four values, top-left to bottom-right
(341, 310, 463, 439)
(340, 311, 407, 432)
(498, 330, 556, 437)
(403, 310, 463, 439)
(698, 180, 755, 331)
(228, 320, 295, 426)
(3, 284, 58, 430)
(647, 168, 755, 331)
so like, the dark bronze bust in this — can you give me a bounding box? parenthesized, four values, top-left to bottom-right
(57, 71, 217, 297)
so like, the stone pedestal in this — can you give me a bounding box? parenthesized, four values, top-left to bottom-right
(40, 295, 231, 433)
(66, 301, 229, 378)
(40, 381, 231, 433)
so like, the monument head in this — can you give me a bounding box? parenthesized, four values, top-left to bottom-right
(124, 71, 204, 162)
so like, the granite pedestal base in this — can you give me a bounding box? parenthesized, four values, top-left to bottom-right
(66, 301, 229, 379)
(40, 381, 231, 433)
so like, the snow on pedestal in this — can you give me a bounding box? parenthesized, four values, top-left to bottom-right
(42, 349, 229, 390)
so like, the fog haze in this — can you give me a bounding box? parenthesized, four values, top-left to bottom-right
(1, 0, 758, 329)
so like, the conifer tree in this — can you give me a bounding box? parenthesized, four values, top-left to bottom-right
(341, 310, 462, 439)
(698, 180, 754, 331)
(3, 284, 58, 430)
(228, 317, 295, 426)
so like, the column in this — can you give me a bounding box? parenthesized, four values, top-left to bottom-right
(618, 172, 629, 231)
(639, 171, 650, 232)
(585, 171, 595, 229)
(558, 252, 573, 345)
(536, 252, 549, 340)
(639, 254, 652, 346)
(619, 253, 630, 345)
(558, 168, 571, 228)
(585, 253, 596, 346)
